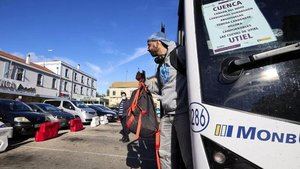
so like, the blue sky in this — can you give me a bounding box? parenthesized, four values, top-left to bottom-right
(0, 0, 178, 94)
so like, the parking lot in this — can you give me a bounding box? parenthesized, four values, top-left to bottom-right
(0, 123, 156, 169)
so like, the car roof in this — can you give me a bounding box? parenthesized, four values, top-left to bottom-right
(44, 99, 70, 101)
(27, 102, 40, 105)
(0, 99, 20, 103)
(28, 102, 51, 106)
(44, 99, 80, 102)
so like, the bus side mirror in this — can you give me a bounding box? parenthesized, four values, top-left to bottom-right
(219, 57, 244, 84)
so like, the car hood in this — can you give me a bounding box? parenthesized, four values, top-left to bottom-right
(105, 111, 116, 115)
(98, 110, 116, 116)
(50, 111, 74, 119)
(10, 111, 46, 124)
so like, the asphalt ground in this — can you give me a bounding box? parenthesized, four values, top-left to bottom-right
(0, 122, 156, 169)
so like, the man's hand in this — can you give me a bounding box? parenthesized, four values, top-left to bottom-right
(135, 70, 146, 82)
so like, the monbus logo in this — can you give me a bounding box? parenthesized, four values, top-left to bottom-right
(214, 124, 299, 144)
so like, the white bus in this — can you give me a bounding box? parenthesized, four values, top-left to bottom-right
(178, 0, 300, 168)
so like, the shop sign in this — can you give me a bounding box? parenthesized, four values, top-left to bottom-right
(0, 79, 36, 94)
(0, 79, 17, 90)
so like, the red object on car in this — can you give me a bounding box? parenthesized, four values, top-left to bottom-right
(69, 118, 84, 132)
(35, 121, 60, 142)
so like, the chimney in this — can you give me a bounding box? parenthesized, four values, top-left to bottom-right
(26, 54, 31, 64)
(77, 64, 80, 70)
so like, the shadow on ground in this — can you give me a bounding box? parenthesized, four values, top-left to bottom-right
(126, 137, 156, 169)
(5, 131, 68, 152)
(6, 135, 33, 152)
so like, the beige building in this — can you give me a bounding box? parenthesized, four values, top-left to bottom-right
(107, 81, 160, 109)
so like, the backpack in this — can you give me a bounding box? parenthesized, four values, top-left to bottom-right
(126, 82, 159, 138)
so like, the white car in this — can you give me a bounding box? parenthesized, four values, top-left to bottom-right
(44, 99, 97, 123)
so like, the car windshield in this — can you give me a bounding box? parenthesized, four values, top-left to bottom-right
(71, 101, 88, 108)
(194, 0, 300, 122)
(98, 105, 111, 111)
(89, 105, 102, 111)
(8, 101, 32, 112)
(38, 104, 60, 112)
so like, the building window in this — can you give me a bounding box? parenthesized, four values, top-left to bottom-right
(112, 91, 116, 96)
(86, 88, 89, 96)
(37, 74, 43, 86)
(65, 69, 69, 78)
(91, 80, 94, 87)
(64, 81, 68, 91)
(2, 62, 9, 78)
(91, 90, 93, 96)
(52, 78, 57, 89)
(81, 86, 83, 95)
(81, 76, 84, 84)
(74, 73, 77, 81)
(73, 84, 77, 93)
(87, 78, 89, 85)
(15, 68, 25, 81)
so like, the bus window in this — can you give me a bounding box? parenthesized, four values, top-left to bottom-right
(194, 0, 300, 122)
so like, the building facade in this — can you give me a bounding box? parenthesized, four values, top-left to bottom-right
(107, 81, 160, 109)
(35, 61, 97, 101)
(107, 82, 138, 107)
(0, 51, 60, 102)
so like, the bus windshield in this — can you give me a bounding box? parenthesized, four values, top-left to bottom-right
(194, 0, 300, 122)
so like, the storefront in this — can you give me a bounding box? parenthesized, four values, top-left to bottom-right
(0, 78, 58, 102)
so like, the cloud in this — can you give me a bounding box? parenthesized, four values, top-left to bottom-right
(103, 47, 148, 73)
(85, 62, 102, 74)
(109, 21, 118, 29)
(88, 46, 148, 94)
(11, 52, 25, 58)
(96, 39, 127, 56)
(27, 52, 48, 62)
(52, 56, 78, 67)
(12, 52, 50, 63)
(117, 47, 148, 66)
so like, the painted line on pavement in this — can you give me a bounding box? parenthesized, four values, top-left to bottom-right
(70, 133, 120, 137)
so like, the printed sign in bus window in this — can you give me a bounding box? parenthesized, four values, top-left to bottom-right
(202, 0, 277, 54)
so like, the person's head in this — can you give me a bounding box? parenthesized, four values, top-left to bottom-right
(147, 32, 170, 58)
(121, 92, 126, 100)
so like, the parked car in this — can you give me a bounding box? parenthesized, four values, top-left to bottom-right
(0, 120, 13, 152)
(44, 99, 97, 123)
(109, 107, 119, 114)
(27, 103, 75, 128)
(0, 99, 49, 135)
(88, 105, 118, 122)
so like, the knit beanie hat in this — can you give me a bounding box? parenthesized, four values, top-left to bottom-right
(147, 32, 173, 47)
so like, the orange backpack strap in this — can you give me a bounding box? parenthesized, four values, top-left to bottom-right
(126, 82, 145, 138)
(155, 130, 161, 169)
(135, 112, 143, 139)
(127, 82, 143, 114)
(134, 106, 148, 139)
